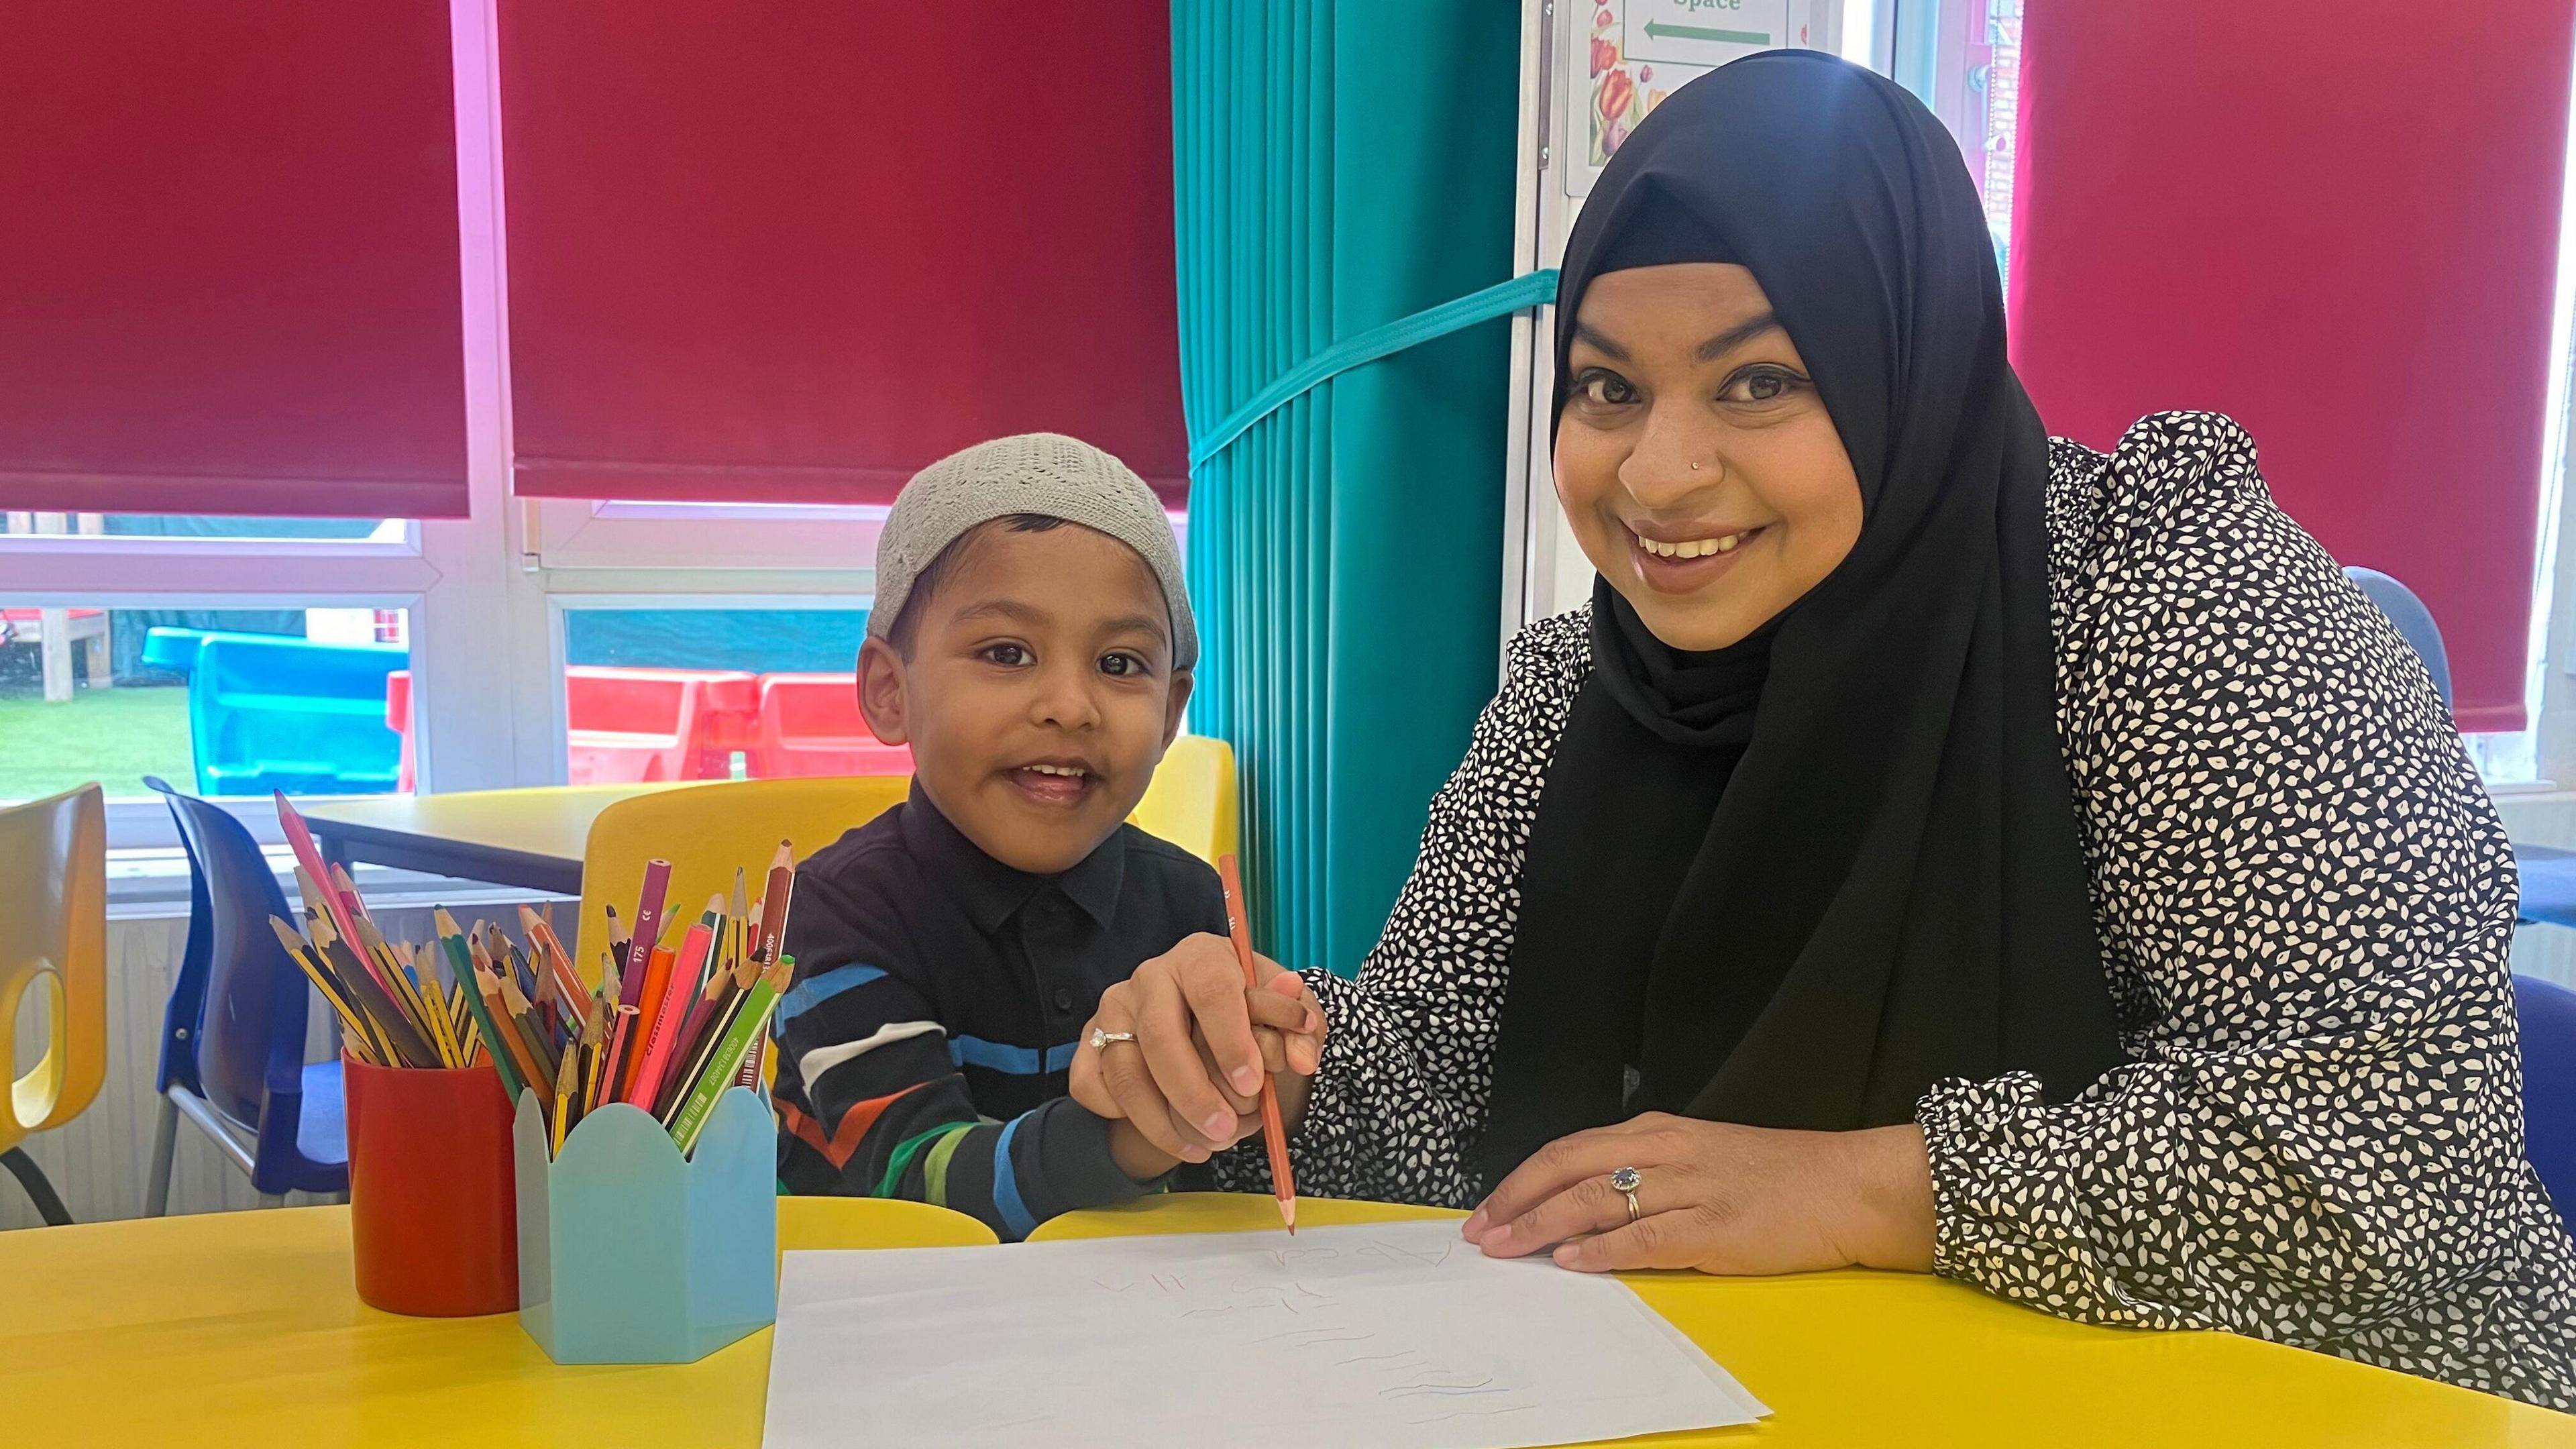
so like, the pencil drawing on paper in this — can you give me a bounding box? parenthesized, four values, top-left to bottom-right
(763, 1218, 1768, 1449)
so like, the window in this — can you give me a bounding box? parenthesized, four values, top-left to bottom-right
(1885, 0, 2021, 280)
(7, 512, 390, 541)
(551, 604, 900, 784)
(1960, 1, 2572, 782)
(0, 602, 411, 804)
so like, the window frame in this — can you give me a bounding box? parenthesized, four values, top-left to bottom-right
(528, 496, 890, 573)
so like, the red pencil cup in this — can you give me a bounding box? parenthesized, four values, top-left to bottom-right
(343, 1055, 519, 1316)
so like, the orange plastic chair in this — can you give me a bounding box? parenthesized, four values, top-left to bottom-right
(0, 784, 107, 1225)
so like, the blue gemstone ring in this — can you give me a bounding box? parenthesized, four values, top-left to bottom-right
(1609, 1165, 1643, 1222)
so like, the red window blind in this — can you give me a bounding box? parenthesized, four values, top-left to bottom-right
(2008, 1, 2573, 731)
(0, 3, 469, 519)
(498, 1, 1188, 506)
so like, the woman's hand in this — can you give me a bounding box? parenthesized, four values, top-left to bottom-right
(1462, 1114, 1935, 1275)
(1069, 933, 1326, 1163)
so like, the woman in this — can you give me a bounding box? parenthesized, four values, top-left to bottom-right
(1071, 52, 2576, 1405)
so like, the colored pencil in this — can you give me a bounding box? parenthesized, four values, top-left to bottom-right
(497, 958, 561, 1088)
(629, 901, 720, 1109)
(616, 943, 676, 1100)
(519, 904, 587, 1010)
(584, 957, 619, 1112)
(752, 843, 795, 967)
(651, 961, 735, 1117)
(327, 863, 372, 935)
(625, 861, 672, 1010)
(272, 792, 362, 947)
(551, 1044, 579, 1157)
(604, 904, 632, 977)
(729, 869, 749, 970)
(313, 913, 439, 1068)
(435, 908, 526, 1101)
(472, 934, 548, 1095)
(352, 914, 436, 1045)
(296, 864, 406, 1013)
(657, 982, 749, 1128)
(270, 916, 387, 1066)
(667, 953, 794, 1152)
(281, 834, 802, 1163)
(1218, 854, 1296, 1234)
(578, 985, 613, 1118)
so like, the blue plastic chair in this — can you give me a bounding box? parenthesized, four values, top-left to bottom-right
(142, 777, 347, 1210)
(2518, 975, 2576, 1226)
(142, 627, 405, 797)
(2345, 568, 2455, 708)
(2340, 567, 2576, 929)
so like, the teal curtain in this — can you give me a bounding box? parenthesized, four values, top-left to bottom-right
(1173, 3, 1521, 975)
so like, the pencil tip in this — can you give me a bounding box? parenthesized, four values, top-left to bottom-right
(1280, 1199, 1297, 1234)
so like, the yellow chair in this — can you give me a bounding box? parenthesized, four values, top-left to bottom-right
(574, 735, 1242, 965)
(576, 775, 914, 979)
(0, 784, 107, 1226)
(1130, 734, 1238, 865)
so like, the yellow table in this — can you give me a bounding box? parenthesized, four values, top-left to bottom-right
(4, 1195, 2565, 1447)
(304, 785, 682, 896)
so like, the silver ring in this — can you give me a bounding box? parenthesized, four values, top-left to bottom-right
(1087, 1028, 1137, 1050)
(1610, 1165, 1642, 1223)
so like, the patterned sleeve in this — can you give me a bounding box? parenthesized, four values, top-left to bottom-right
(1917, 413, 2576, 1407)
(1214, 614, 1586, 1209)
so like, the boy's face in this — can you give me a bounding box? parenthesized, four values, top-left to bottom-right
(859, 521, 1191, 875)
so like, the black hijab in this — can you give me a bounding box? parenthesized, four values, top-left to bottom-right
(1477, 52, 2126, 1187)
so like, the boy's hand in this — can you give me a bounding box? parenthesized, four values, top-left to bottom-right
(1071, 934, 1326, 1164)
(1106, 1118, 1185, 1182)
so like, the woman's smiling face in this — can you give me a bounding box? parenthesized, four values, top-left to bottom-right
(1554, 262, 1863, 651)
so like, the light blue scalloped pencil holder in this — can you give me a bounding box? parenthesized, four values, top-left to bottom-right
(511, 1087, 777, 1364)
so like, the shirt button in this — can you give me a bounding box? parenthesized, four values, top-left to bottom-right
(1052, 987, 1076, 1014)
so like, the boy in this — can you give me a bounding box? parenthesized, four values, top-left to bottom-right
(773, 433, 1236, 1238)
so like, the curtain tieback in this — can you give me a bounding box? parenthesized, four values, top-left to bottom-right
(1187, 269, 1561, 470)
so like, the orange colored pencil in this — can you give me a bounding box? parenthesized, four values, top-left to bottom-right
(618, 944, 678, 1101)
(1216, 854, 1294, 1234)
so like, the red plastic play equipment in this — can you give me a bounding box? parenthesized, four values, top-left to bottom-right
(388, 667, 760, 788)
(744, 673, 911, 780)
(562, 667, 757, 784)
(388, 667, 909, 785)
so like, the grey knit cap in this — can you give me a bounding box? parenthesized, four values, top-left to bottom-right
(868, 433, 1198, 669)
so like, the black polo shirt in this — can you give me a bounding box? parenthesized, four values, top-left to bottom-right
(773, 785, 1226, 1238)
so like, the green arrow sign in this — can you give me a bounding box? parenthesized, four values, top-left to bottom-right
(1642, 21, 1771, 45)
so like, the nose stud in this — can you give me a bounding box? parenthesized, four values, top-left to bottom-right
(1691, 461, 1703, 471)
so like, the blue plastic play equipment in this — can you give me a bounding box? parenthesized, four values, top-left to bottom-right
(141, 777, 347, 1209)
(142, 628, 405, 796)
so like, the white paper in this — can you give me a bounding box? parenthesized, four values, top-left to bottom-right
(763, 1220, 1767, 1449)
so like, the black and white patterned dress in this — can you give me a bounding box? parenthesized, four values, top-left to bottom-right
(1216, 413, 2576, 1407)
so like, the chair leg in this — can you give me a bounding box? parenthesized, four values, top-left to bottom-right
(1, 1147, 72, 1226)
(144, 1095, 180, 1218)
